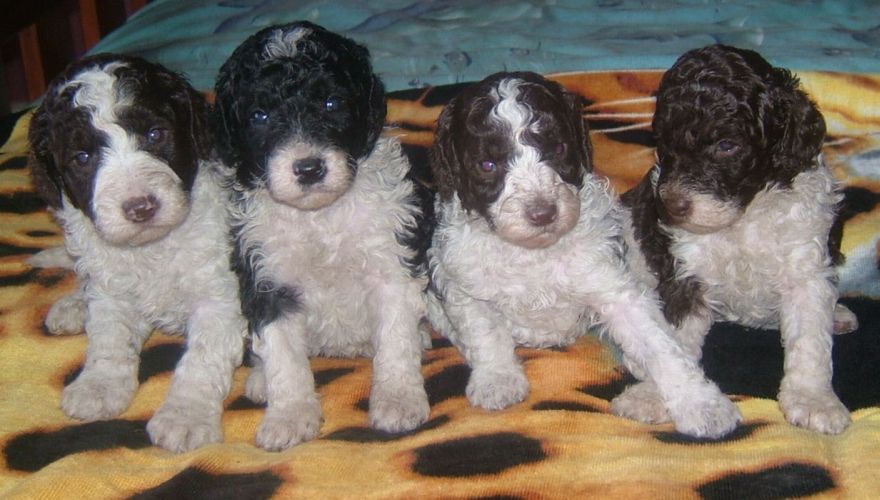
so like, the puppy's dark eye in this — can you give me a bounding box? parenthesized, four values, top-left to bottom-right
(250, 110, 269, 125)
(324, 97, 342, 112)
(146, 127, 167, 145)
(478, 160, 497, 173)
(72, 151, 90, 167)
(715, 139, 739, 155)
(555, 142, 567, 157)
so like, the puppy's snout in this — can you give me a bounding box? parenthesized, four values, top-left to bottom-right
(294, 158, 327, 185)
(661, 193, 692, 218)
(122, 195, 160, 223)
(525, 200, 558, 227)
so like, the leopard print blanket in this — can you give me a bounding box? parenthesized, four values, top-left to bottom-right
(0, 71, 877, 498)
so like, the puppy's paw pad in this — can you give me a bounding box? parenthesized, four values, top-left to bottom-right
(245, 367, 267, 404)
(45, 294, 86, 335)
(256, 402, 323, 451)
(147, 404, 222, 453)
(467, 369, 529, 411)
(370, 385, 430, 433)
(780, 389, 851, 434)
(611, 381, 671, 424)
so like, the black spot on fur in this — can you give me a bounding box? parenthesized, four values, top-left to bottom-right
(652, 422, 766, 444)
(322, 415, 450, 443)
(63, 342, 185, 387)
(231, 235, 302, 335)
(130, 467, 283, 500)
(578, 370, 638, 401)
(424, 363, 470, 406)
(411, 432, 546, 477)
(696, 462, 836, 500)
(3, 420, 150, 472)
(531, 400, 603, 412)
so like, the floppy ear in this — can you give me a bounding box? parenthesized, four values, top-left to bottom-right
(564, 90, 593, 173)
(27, 105, 64, 209)
(165, 72, 213, 161)
(211, 65, 244, 172)
(364, 74, 387, 155)
(765, 69, 826, 176)
(429, 102, 461, 202)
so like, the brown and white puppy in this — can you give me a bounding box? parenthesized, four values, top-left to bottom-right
(29, 54, 246, 452)
(616, 44, 856, 434)
(427, 71, 741, 438)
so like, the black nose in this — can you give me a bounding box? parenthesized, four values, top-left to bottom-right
(294, 158, 326, 185)
(662, 195, 691, 218)
(122, 195, 160, 223)
(526, 201, 558, 227)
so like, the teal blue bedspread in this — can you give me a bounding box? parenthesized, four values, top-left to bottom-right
(91, 0, 880, 92)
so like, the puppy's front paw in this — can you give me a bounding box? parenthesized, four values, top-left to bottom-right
(667, 384, 741, 439)
(245, 365, 267, 404)
(45, 293, 86, 335)
(779, 387, 851, 434)
(467, 368, 529, 410)
(256, 400, 323, 451)
(62, 374, 137, 420)
(370, 384, 430, 433)
(611, 381, 671, 424)
(147, 402, 222, 453)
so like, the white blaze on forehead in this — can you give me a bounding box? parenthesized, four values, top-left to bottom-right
(263, 27, 312, 60)
(61, 62, 131, 129)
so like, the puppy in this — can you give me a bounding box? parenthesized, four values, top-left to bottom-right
(213, 21, 430, 451)
(427, 71, 740, 438)
(28, 54, 247, 452)
(616, 44, 854, 434)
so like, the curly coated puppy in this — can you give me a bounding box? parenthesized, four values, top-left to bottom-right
(615, 44, 856, 434)
(213, 21, 430, 451)
(427, 71, 740, 438)
(28, 54, 247, 452)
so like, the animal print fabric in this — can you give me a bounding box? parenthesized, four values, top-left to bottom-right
(1, 71, 878, 498)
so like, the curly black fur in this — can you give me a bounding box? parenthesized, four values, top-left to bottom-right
(212, 20, 386, 189)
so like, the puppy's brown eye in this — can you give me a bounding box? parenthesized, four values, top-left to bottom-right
(73, 151, 90, 166)
(146, 127, 167, 145)
(716, 139, 739, 154)
(478, 160, 497, 173)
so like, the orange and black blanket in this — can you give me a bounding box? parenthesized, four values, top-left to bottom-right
(0, 71, 878, 498)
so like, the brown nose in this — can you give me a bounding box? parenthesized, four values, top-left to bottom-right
(661, 195, 691, 218)
(526, 201, 558, 227)
(122, 195, 160, 223)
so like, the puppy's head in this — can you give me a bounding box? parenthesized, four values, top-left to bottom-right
(430, 72, 591, 249)
(28, 54, 211, 246)
(213, 21, 386, 210)
(652, 44, 826, 234)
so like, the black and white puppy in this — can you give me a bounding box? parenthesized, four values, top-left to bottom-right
(616, 44, 855, 434)
(28, 54, 247, 452)
(427, 71, 740, 438)
(213, 22, 429, 451)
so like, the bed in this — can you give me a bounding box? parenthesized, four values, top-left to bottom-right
(1, 1, 879, 497)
